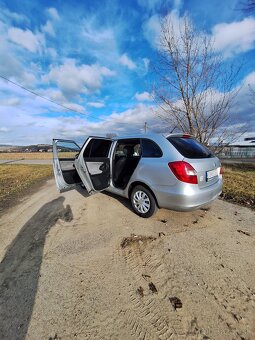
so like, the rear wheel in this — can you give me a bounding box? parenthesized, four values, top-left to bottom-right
(131, 185, 157, 218)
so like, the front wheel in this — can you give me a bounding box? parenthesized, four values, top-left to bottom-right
(131, 185, 157, 218)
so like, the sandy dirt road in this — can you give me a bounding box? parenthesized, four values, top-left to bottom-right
(0, 179, 254, 340)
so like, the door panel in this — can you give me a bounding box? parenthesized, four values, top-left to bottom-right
(52, 139, 81, 193)
(85, 158, 110, 190)
(86, 161, 105, 175)
(75, 137, 112, 193)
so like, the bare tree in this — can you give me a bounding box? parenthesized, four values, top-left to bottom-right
(106, 133, 117, 138)
(239, 0, 255, 13)
(249, 84, 255, 104)
(153, 14, 241, 148)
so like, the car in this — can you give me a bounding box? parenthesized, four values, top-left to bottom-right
(52, 133, 222, 218)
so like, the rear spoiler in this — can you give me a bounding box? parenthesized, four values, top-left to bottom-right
(166, 133, 194, 139)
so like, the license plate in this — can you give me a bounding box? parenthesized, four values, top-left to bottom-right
(206, 169, 218, 181)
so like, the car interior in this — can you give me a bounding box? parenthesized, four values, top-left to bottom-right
(113, 139, 141, 189)
(56, 138, 142, 191)
(56, 141, 82, 185)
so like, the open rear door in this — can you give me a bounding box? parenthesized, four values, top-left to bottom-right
(75, 137, 113, 194)
(52, 139, 81, 193)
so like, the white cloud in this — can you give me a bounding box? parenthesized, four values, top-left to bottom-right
(0, 97, 21, 106)
(37, 88, 86, 113)
(173, 0, 183, 9)
(119, 53, 136, 70)
(143, 14, 161, 49)
(144, 12, 255, 57)
(0, 127, 10, 133)
(43, 59, 115, 98)
(212, 17, 255, 57)
(143, 11, 185, 49)
(47, 47, 57, 59)
(39, 88, 66, 102)
(47, 7, 60, 21)
(143, 12, 255, 60)
(137, 0, 161, 11)
(0, 80, 254, 145)
(88, 101, 105, 108)
(137, 0, 182, 12)
(81, 18, 120, 65)
(243, 71, 255, 86)
(0, 8, 28, 23)
(142, 58, 150, 73)
(0, 39, 36, 86)
(8, 27, 44, 53)
(62, 102, 86, 113)
(96, 103, 164, 135)
(135, 91, 153, 101)
(41, 20, 55, 37)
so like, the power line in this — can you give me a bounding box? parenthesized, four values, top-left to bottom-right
(0, 74, 88, 115)
(0, 74, 155, 130)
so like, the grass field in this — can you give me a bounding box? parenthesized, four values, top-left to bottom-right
(0, 152, 78, 160)
(0, 152, 52, 160)
(0, 164, 53, 213)
(222, 164, 255, 208)
(0, 162, 254, 214)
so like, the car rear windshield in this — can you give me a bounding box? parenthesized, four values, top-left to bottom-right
(167, 137, 214, 159)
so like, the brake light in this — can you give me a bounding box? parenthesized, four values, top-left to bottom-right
(168, 161, 198, 184)
(182, 134, 191, 138)
(220, 167, 223, 175)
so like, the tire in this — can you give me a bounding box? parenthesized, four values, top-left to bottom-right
(131, 185, 157, 218)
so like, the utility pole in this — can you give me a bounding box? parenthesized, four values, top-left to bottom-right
(144, 122, 147, 133)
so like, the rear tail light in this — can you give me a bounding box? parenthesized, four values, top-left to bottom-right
(220, 167, 223, 175)
(168, 161, 198, 184)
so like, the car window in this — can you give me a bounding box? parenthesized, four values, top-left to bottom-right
(141, 139, 162, 158)
(167, 137, 213, 158)
(84, 139, 112, 158)
(114, 139, 141, 157)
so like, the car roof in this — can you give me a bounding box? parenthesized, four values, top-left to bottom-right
(110, 132, 193, 141)
(111, 132, 165, 141)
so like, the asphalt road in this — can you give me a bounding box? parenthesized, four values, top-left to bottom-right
(0, 159, 52, 165)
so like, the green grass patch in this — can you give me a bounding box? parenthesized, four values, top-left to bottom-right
(222, 164, 255, 208)
(0, 164, 53, 213)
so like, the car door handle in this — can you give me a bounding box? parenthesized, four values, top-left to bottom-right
(99, 163, 108, 171)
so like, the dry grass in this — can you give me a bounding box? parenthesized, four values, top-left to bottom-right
(0, 161, 254, 214)
(0, 152, 52, 160)
(0, 152, 78, 160)
(0, 164, 53, 212)
(222, 164, 255, 208)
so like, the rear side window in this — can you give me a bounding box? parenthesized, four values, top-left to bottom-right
(141, 139, 162, 158)
(84, 139, 112, 158)
(167, 137, 213, 159)
(114, 139, 141, 157)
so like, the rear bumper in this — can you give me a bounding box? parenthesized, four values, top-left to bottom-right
(154, 179, 223, 211)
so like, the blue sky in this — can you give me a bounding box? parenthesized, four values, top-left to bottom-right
(0, 0, 255, 145)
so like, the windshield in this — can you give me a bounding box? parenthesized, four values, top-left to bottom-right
(167, 137, 214, 159)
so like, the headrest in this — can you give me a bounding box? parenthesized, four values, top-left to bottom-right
(123, 145, 134, 156)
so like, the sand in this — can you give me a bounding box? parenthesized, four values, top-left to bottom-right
(0, 179, 254, 339)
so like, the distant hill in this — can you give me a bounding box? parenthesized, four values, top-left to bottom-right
(0, 144, 52, 153)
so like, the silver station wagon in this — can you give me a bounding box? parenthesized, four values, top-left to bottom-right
(53, 133, 222, 217)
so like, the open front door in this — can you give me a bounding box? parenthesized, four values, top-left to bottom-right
(52, 139, 81, 193)
(75, 137, 113, 194)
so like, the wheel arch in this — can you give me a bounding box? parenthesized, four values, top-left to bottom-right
(128, 181, 159, 208)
